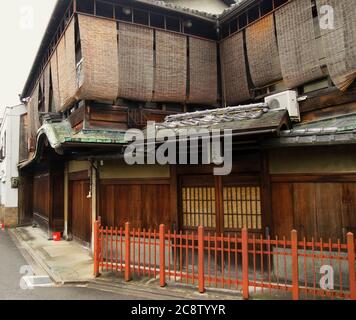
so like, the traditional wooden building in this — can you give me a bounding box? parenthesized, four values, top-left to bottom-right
(19, 0, 356, 247)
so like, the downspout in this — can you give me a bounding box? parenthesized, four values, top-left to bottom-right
(63, 162, 69, 239)
(90, 160, 98, 253)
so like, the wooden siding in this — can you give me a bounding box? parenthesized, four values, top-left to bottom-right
(99, 180, 172, 230)
(271, 179, 356, 240)
(69, 179, 92, 243)
(33, 174, 51, 224)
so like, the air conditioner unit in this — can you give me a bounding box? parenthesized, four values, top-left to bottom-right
(265, 90, 300, 121)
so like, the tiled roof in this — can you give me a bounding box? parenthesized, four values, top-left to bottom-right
(135, 0, 220, 19)
(265, 113, 356, 147)
(219, 0, 250, 19)
(39, 120, 127, 149)
(156, 103, 290, 135)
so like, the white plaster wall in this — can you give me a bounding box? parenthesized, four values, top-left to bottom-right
(0, 105, 27, 208)
(164, 0, 228, 14)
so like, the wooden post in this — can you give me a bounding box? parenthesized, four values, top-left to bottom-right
(125, 222, 131, 282)
(347, 232, 356, 300)
(159, 224, 166, 287)
(242, 228, 249, 299)
(291, 230, 299, 300)
(93, 220, 100, 277)
(198, 226, 205, 294)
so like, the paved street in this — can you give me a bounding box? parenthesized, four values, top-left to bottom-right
(0, 229, 147, 300)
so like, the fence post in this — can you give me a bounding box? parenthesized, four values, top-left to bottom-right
(291, 230, 299, 300)
(347, 232, 356, 300)
(242, 228, 249, 300)
(159, 224, 166, 287)
(125, 222, 131, 282)
(198, 226, 205, 294)
(93, 220, 100, 277)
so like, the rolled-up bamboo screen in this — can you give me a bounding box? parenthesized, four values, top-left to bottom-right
(316, 0, 356, 91)
(27, 96, 35, 140)
(220, 32, 251, 105)
(28, 84, 40, 140)
(246, 15, 282, 87)
(78, 14, 119, 102)
(188, 37, 218, 105)
(44, 65, 51, 112)
(153, 30, 187, 103)
(275, 0, 323, 88)
(50, 50, 61, 112)
(118, 23, 154, 102)
(56, 19, 77, 111)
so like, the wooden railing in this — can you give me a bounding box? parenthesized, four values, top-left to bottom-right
(94, 221, 356, 300)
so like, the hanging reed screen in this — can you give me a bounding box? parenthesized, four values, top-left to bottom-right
(316, 0, 356, 91)
(220, 32, 251, 105)
(223, 186, 262, 230)
(56, 19, 77, 111)
(50, 50, 61, 112)
(78, 14, 119, 102)
(182, 187, 216, 229)
(188, 37, 218, 105)
(246, 15, 282, 88)
(43, 65, 50, 113)
(153, 30, 187, 103)
(275, 0, 323, 88)
(118, 23, 154, 102)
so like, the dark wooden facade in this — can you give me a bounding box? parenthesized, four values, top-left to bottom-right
(68, 174, 92, 244)
(99, 179, 172, 231)
(18, 0, 356, 247)
(32, 164, 65, 234)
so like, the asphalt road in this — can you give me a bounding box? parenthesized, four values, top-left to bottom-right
(0, 229, 146, 300)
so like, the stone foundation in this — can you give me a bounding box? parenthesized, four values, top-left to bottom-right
(0, 205, 19, 228)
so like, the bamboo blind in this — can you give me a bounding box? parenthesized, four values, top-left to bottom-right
(27, 95, 35, 140)
(182, 187, 216, 229)
(223, 186, 262, 230)
(43, 64, 51, 113)
(56, 19, 77, 111)
(153, 30, 187, 103)
(188, 37, 218, 105)
(78, 14, 119, 102)
(246, 15, 282, 88)
(220, 32, 251, 105)
(28, 83, 40, 139)
(118, 23, 154, 102)
(50, 50, 61, 112)
(275, 0, 323, 88)
(316, 0, 356, 91)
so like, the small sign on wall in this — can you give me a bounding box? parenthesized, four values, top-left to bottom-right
(11, 177, 19, 189)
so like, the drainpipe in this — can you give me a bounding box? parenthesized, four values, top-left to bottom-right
(63, 163, 69, 239)
(90, 160, 98, 253)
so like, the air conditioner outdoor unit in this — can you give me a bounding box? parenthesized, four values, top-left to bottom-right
(265, 90, 300, 122)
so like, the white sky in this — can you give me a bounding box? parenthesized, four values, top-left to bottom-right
(0, 0, 57, 117)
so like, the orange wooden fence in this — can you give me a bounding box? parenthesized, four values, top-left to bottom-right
(93, 221, 356, 300)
